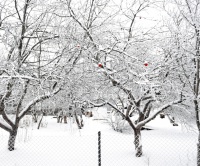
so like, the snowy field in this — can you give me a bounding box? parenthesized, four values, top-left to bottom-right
(0, 107, 198, 166)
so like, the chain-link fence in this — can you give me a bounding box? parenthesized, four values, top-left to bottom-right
(0, 129, 197, 166)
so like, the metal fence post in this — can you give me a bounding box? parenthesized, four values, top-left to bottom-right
(98, 131, 101, 166)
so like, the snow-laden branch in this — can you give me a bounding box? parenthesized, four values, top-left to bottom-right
(89, 100, 136, 129)
(136, 100, 181, 128)
(89, 101, 107, 107)
(19, 87, 61, 119)
(89, 100, 125, 116)
(0, 119, 12, 132)
(0, 75, 38, 80)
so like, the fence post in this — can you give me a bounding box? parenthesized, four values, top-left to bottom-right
(98, 131, 101, 166)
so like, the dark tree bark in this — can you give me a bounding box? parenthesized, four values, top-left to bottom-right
(74, 113, 81, 129)
(64, 116, 67, 123)
(198, 133, 200, 166)
(134, 128, 142, 157)
(37, 112, 45, 129)
(32, 112, 38, 123)
(57, 116, 61, 123)
(8, 126, 18, 151)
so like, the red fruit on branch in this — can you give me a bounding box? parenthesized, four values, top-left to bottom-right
(144, 62, 148, 66)
(98, 63, 103, 68)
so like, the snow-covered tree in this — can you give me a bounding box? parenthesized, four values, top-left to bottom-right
(160, 0, 200, 164)
(63, 0, 183, 157)
(0, 0, 80, 151)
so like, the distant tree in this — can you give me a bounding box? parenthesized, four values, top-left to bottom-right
(0, 0, 80, 151)
(161, 0, 200, 164)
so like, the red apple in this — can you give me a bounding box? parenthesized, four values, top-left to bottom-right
(98, 63, 103, 68)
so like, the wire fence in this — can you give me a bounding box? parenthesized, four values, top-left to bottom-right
(0, 129, 197, 166)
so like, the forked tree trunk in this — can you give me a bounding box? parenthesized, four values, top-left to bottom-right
(134, 129, 142, 157)
(8, 128, 18, 151)
(32, 113, 38, 123)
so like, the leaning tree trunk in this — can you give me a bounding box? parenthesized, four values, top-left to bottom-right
(37, 113, 44, 129)
(8, 127, 18, 151)
(74, 113, 81, 129)
(134, 129, 143, 157)
(80, 114, 84, 127)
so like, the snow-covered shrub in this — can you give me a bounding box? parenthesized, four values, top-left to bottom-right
(107, 110, 126, 133)
(18, 116, 33, 142)
(19, 116, 32, 128)
(40, 121, 48, 128)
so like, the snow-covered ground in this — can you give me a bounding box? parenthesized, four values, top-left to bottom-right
(0, 107, 198, 166)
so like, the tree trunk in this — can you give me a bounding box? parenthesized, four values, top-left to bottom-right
(64, 116, 67, 123)
(32, 113, 38, 123)
(134, 129, 142, 157)
(138, 113, 145, 123)
(160, 113, 165, 119)
(80, 115, 83, 127)
(197, 132, 200, 166)
(37, 113, 44, 129)
(8, 128, 18, 151)
(57, 116, 61, 123)
(74, 113, 81, 129)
